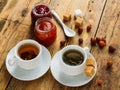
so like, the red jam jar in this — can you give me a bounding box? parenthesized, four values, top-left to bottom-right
(31, 3, 52, 24)
(34, 18, 57, 46)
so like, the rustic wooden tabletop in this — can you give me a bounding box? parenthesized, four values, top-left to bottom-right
(0, 0, 120, 90)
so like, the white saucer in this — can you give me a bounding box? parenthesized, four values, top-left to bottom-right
(50, 50, 97, 87)
(6, 45, 51, 81)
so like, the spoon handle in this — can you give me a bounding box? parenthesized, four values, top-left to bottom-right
(51, 10, 65, 28)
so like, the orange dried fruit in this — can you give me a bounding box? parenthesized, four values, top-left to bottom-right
(98, 40, 106, 47)
(97, 79, 102, 85)
(107, 61, 113, 68)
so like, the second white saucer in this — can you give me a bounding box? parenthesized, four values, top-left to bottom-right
(50, 50, 97, 87)
(6, 45, 51, 81)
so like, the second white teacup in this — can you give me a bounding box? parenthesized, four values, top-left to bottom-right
(59, 45, 89, 76)
(8, 39, 43, 70)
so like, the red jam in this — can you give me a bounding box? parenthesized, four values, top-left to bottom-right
(31, 4, 52, 24)
(34, 18, 57, 46)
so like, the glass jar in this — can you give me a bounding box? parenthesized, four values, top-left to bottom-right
(31, 3, 52, 25)
(34, 18, 57, 46)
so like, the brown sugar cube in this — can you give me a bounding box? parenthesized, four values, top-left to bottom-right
(63, 13, 71, 22)
(75, 17, 83, 27)
(84, 66, 95, 77)
(86, 58, 95, 67)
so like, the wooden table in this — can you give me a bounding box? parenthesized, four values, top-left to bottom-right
(0, 0, 120, 90)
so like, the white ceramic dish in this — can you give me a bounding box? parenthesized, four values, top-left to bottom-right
(50, 50, 97, 87)
(6, 45, 51, 81)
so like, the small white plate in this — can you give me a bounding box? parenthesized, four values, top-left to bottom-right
(50, 50, 97, 87)
(6, 45, 51, 81)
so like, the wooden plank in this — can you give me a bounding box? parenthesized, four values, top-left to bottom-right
(91, 0, 120, 89)
(0, 0, 51, 90)
(0, 0, 50, 25)
(0, 19, 33, 90)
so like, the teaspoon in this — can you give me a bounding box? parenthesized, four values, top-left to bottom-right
(51, 10, 76, 37)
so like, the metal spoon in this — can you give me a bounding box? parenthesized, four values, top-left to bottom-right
(51, 10, 76, 37)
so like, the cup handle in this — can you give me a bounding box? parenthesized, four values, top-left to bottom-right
(8, 56, 16, 67)
(84, 47, 93, 57)
(84, 47, 89, 53)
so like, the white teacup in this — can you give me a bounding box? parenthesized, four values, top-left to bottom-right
(59, 45, 89, 76)
(8, 39, 42, 70)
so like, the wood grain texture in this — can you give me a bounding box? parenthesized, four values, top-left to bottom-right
(0, 0, 120, 90)
(91, 0, 120, 89)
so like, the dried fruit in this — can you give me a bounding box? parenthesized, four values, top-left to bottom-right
(78, 26, 83, 34)
(91, 38, 96, 46)
(98, 40, 106, 47)
(96, 37, 100, 43)
(87, 25, 92, 32)
(79, 38, 83, 44)
(107, 61, 113, 68)
(109, 45, 116, 53)
(60, 40, 65, 47)
(97, 79, 102, 85)
(101, 37, 106, 43)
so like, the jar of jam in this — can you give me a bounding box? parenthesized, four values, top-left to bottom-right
(31, 3, 52, 25)
(34, 18, 57, 46)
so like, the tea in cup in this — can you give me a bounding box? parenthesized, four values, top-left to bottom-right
(8, 39, 42, 70)
(59, 45, 89, 76)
